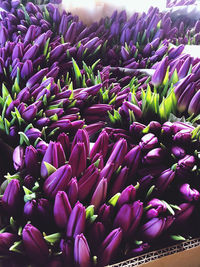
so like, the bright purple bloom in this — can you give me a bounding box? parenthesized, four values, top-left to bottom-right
(140, 217, 166, 241)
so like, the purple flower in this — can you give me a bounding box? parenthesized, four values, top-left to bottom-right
(188, 90, 200, 116)
(67, 178, 78, 207)
(90, 130, 109, 160)
(0, 233, 17, 254)
(117, 185, 136, 208)
(139, 133, 158, 150)
(140, 217, 166, 241)
(174, 203, 195, 225)
(151, 57, 168, 87)
(22, 104, 37, 122)
(107, 138, 127, 171)
(66, 202, 86, 238)
(109, 166, 129, 197)
(98, 228, 123, 266)
(114, 201, 143, 236)
(143, 148, 165, 165)
(54, 191, 72, 228)
(24, 145, 39, 177)
(22, 224, 49, 264)
(180, 184, 200, 202)
(156, 168, 176, 194)
(74, 234, 91, 267)
(13, 145, 24, 171)
(43, 164, 72, 199)
(2, 179, 22, 216)
(41, 141, 66, 179)
(69, 142, 87, 178)
(124, 145, 141, 176)
(78, 167, 99, 202)
(91, 178, 107, 211)
(71, 129, 90, 157)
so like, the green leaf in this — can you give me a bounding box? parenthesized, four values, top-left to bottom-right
(47, 127, 60, 138)
(23, 186, 33, 195)
(162, 200, 175, 216)
(4, 119, 10, 135)
(14, 107, 24, 126)
(24, 123, 34, 133)
(86, 205, 95, 219)
(134, 182, 140, 190)
(143, 204, 152, 211)
(24, 193, 36, 203)
(43, 38, 50, 57)
(108, 193, 121, 207)
(32, 181, 40, 192)
(146, 185, 155, 199)
(18, 226, 23, 236)
(9, 241, 23, 254)
(44, 161, 57, 176)
(91, 59, 101, 71)
(90, 215, 97, 223)
(169, 204, 181, 211)
(170, 235, 186, 241)
(4, 173, 21, 181)
(108, 111, 115, 124)
(44, 233, 61, 244)
(72, 58, 82, 87)
(19, 132, 30, 146)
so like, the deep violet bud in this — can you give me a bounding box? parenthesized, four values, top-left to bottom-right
(41, 141, 66, 179)
(36, 140, 48, 156)
(114, 201, 143, 236)
(146, 199, 167, 219)
(54, 191, 72, 228)
(2, 179, 22, 216)
(128, 243, 150, 257)
(188, 90, 200, 116)
(106, 139, 127, 171)
(0, 233, 17, 254)
(179, 184, 200, 202)
(171, 146, 186, 159)
(78, 168, 99, 202)
(143, 148, 165, 165)
(21, 60, 33, 79)
(140, 218, 166, 241)
(176, 155, 195, 177)
(66, 202, 86, 238)
(22, 224, 49, 264)
(67, 178, 78, 207)
(151, 57, 168, 87)
(98, 228, 122, 267)
(0, 26, 8, 47)
(117, 185, 136, 208)
(57, 132, 70, 158)
(43, 165, 72, 199)
(91, 178, 107, 211)
(22, 44, 39, 61)
(90, 130, 109, 159)
(69, 142, 87, 178)
(71, 129, 90, 157)
(173, 129, 192, 144)
(139, 133, 158, 150)
(26, 68, 49, 88)
(174, 203, 195, 226)
(24, 146, 39, 177)
(13, 145, 24, 171)
(22, 104, 37, 122)
(74, 234, 91, 267)
(60, 239, 73, 265)
(124, 145, 141, 176)
(156, 168, 175, 194)
(110, 166, 129, 197)
(25, 128, 42, 141)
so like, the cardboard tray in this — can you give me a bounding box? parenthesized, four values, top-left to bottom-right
(107, 238, 200, 267)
